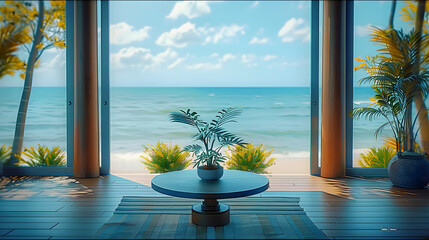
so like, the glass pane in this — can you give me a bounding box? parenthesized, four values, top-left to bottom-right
(353, 1, 411, 168)
(110, 1, 311, 174)
(0, 1, 67, 167)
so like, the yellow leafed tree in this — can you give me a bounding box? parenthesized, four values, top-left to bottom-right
(0, 0, 66, 164)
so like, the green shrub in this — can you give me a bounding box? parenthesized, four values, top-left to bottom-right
(140, 141, 191, 173)
(16, 145, 66, 167)
(358, 146, 396, 168)
(0, 145, 11, 165)
(225, 143, 275, 174)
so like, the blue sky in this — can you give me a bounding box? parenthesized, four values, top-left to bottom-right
(0, 1, 413, 87)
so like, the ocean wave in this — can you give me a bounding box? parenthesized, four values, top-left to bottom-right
(353, 100, 372, 105)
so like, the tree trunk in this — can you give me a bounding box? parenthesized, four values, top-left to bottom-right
(414, 1, 429, 153)
(388, 0, 397, 29)
(9, 0, 44, 165)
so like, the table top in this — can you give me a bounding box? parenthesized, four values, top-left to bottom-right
(151, 169, 269, 199)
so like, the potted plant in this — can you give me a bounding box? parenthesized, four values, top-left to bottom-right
(353, 26, 429, 188)
(169, 107, 247, 181)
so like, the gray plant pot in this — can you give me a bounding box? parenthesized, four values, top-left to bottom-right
(388, 151, 429, 189)
(197, 165, 224, 181)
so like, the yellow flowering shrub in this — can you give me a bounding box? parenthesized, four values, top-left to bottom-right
(226, 143, 275, 174)
(140, 142, 191, 173)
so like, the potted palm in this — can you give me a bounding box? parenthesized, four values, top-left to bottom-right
(169, 107, 247, 181)
(353, 26, 429, 188)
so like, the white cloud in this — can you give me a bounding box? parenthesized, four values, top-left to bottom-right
(263, 55, 277, 61)
(241, 54, 258, 67)
(278, 18, 310, 42)
(110, 22, 151, 45)
(168, 57, 186, 69)
(249, 37, 269, 45)
(187, 62, 222, 70)
(281, 61, 302, 67)
(251, 1, 259, 7)
(205, 24, 245, 44)
(355, 24, 372, 37)
(157, 23, 245, 48)
(241, 54, 256, 63)
(219, 53, 236, 62)
(39, 50, 66, 70)
(111, 47, 178, 70)
(167, 1, 210, 20)
(156, 22, 201, 48)
(210, 53, 219, 58)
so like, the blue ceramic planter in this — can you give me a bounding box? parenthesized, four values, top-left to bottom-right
(197, 165, 224, 181)
(388, 151, 429, 189)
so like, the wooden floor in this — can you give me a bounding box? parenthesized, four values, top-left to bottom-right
(0, 174, 428, 239)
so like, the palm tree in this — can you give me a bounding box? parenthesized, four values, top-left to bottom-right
(352, 27, 429, 153)
(411, 1, 429, 153)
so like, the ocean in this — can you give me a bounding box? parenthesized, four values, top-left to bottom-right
(0, 87, 388, 173)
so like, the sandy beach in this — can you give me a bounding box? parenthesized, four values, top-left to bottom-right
(111, 149, 371, 175)
(111, 152, 310, 175)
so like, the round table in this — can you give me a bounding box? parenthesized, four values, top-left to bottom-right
(151, 169, 269, 226)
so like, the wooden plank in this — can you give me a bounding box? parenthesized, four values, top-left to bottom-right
(0, 216, 110, 223)
(214, 225, 224, 239)
(303, 206, 429, 212)
(94, 214, 128, 239)
(184, 217, 197, 239)
(196, 225, 206, 239)
(315, 223, 429, 230)
(4, 229, 98, 238)
(249, 214, 265, 239)
(0, 211, 105, 217)
(158, 215, 180, 239)
(333, 217, 429, 224)
(284, 215, 305, 239)
(133, 214, 155, 239)
(298, 215, 327, 239)
(275, 215, 302, 239)
(0, 230, 11, 236)
(257, 215, 277, 239)
(206, 226, 216, 239)
(149, 214, 168, 239)
(0, 223, 56, 230)
(222, 216, 234, 239)
(322, 229, 429, 237)
(0, 237, 50, 240)
(173, 214, 189, 239)
(307, 211, 429, 218)
(231, 215, 248, 238)
(330, 237, 429, 240)
(267, 215, 284, 239)
(141, 214, 161, 239)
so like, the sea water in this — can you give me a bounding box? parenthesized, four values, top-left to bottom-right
(0, 87, 388, 173)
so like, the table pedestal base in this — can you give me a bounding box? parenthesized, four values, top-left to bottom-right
(192, 199, 230, 226)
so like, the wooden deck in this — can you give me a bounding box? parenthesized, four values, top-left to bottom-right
(0, 174, 429, 239)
